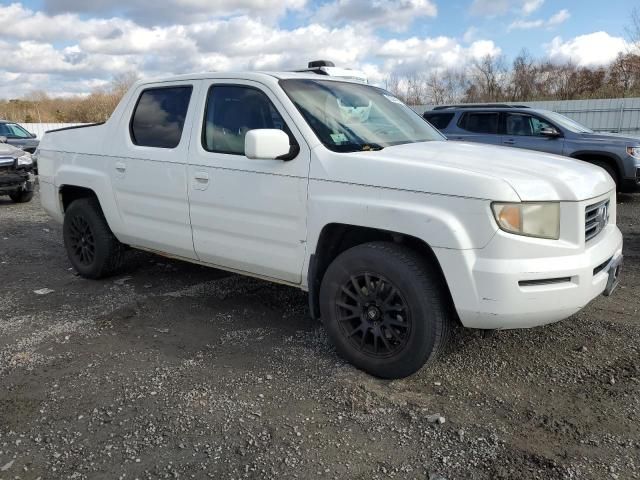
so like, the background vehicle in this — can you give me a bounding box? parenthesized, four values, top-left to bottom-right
(37, 71, 622, 379)
(0, 139, 35, 203)
(424, 105, 640, 192)
(0, 120, 39, 153)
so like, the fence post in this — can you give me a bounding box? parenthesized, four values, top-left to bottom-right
(617, 100, 625, 133)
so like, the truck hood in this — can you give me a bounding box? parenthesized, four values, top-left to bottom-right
(319, 141, 613, 202)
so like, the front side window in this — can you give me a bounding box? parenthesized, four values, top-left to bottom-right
(458, 112, 499, 134)
(202, 85, 294, 155)
(506, 113, 556, 136)
(280, 79, 443, 152)
(130, 86, 193, 148)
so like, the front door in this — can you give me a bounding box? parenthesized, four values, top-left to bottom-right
(108, 81, 200, 259)
(502, 112, 565, 155)
(187, 81, 310, 283)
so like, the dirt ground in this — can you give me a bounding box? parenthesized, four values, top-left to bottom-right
(0, 190, 638, 480)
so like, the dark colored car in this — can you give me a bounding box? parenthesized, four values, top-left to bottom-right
(0, 140, 36, 203)
(424, 105, 640, 192)
(0, 120, 39, 153)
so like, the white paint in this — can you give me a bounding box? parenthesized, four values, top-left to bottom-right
(37, 71, 623, 330)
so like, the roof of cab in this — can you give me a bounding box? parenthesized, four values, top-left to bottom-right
(135, 70, 361, 86)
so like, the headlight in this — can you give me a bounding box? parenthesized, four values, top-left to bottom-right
(627, 146, 640, 159)
(492, 202, 560, 239)
(17, 154, 33, 167)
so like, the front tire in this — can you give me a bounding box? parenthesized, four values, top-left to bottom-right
(63, 197, 125, 279)
(9, 189, 34, 203)
(319, 242, 452, 379)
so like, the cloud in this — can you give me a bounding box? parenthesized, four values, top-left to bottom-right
(313, 0, 437, 31)
(462, 26, 479, 43)
(508, 9, 570, 31)
(470, 0, 510, 17)
(42, 0, 306, 25)
(546, 31, 629, 67)
(522, 0, 543, 16)
(547, 9, 570, 26)
(377, 36, 501, 75)
(0, 0, 493, 99)
(471, 0, 549, 17)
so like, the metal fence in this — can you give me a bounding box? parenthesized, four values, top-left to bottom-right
(412, 97, 640, 136)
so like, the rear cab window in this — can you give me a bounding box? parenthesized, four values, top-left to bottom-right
(130, 86, 193, 148)
(458, 112, 499, 134)
(423, 112, 455, 130)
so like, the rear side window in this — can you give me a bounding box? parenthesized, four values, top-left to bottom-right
(130, 86, 193, 148)
(423, 113, 455, 130)
(458, 112, 499, 134)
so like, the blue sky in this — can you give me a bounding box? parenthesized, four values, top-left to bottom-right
(0, 0, 637, 98)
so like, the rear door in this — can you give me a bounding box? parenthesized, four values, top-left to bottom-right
(186, 80, 310, 284)
(423, 112, 455, 133)
(448, 111, 502, 144)
(502, 112, 564, 154)
(108, 81, 200, 259)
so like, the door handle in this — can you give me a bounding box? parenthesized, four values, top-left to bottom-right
(194, 172, 209, 182)
(193, 171, 210, 191)
(115, 162, 127, 172)
(503, 139, 515, 145)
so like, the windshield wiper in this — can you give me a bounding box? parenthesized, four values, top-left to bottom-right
(359, 143, 384, 151)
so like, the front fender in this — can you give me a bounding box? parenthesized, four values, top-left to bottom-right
(306, 179, 497, 258)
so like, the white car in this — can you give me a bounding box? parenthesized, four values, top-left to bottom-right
(37, 70, 623, 378)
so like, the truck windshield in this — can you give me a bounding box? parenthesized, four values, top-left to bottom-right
(541, 110, 593, 134)
(280, 79, 444, 152)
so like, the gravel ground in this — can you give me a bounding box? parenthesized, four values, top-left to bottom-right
(0, 190, 638, 480)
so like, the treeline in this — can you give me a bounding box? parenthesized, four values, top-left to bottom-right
(0, 72, 138, 124)
(384, 50, 640, 106)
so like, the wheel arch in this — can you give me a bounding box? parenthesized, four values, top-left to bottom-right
(59, 185, 99, 212)
(307, 223, 456, 322)
(569, 151, 622, 183)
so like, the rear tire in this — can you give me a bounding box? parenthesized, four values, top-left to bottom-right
(63, 197, 125, 279)
(319, 241, 452, 379)
(9, 189, 34, 203)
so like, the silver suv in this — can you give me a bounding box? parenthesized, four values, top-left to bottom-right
(0, 120, 39, 154)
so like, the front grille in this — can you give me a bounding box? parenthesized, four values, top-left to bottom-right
(585, 199, 610, 242)
(0, 156, 14, 168)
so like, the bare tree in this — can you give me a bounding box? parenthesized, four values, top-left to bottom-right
(508, 49, 537, 101)
(469, 54, 508, 102)
(109, 71, 140, 98)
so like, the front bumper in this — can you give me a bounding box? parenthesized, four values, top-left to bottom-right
(0, 170, 34, 193)
(435, 195, 624, 330)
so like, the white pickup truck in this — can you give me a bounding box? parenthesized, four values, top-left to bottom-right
(38, 70, 623, 378)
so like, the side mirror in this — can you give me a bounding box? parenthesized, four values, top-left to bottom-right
(540, 127, 560, 137)
(30, 132, 37, 138)
(0, 136, 6, 143)
(245, 129, 291, 160)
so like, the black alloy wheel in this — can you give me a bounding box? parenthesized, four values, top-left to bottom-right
(336, 273, 412, 358)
